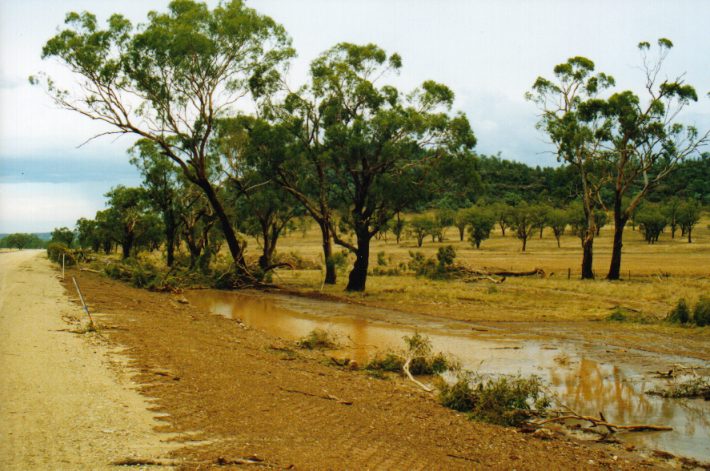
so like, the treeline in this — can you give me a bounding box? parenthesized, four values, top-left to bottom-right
(37, 2, 708, 290)
(0, 233, 47, 250)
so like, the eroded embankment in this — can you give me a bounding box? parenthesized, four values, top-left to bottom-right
(56, 266, 666, 470)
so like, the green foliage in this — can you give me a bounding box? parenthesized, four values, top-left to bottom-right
(677, 199, 702, 242)
(693, 297, 710, 327)
(438, 374, 551, 426)
(365, 352, 405, 373)
(46, 242, 77, 266)
(296, 329, 338, 350)
(606, 307, 652, 324)
(1, 233, 44, 250)
(409, 216, 436, 247)
(50, 227, 75, 247)
(546, 208, 569, 247)
(463, 206, 495, 248)
(509, 203, 536, 251)
(636, 204, 667, 244)
(667, 299, 690, 324)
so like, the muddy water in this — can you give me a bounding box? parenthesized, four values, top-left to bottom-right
(186, 289, 710, 462)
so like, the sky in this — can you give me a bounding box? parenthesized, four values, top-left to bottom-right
(1, 0, 709, 233)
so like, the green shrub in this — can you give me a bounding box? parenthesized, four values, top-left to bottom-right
(438, 375, 476, 412)
(366, 352, 405, 372)
(296, 329, 338, 350)
(47, 242, 76, 266)
(666, 299, 690, 324)
(647, 377, 710, 398)
(693, 297, 710, 327)
(438, 374, 551, 427)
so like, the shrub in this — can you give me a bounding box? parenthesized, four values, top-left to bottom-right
(47, 242, 77, 266)
(296, 329, 338, 350)
(693, 297, 710, 327)
(666, 299, 690, 324)
(647, 377, 710, 398)
(438, 374, 551, 427)
(366, 352, 405, 372)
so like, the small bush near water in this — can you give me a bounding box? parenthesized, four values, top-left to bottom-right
(666, 299, 690, 324)
(296, 329, 339, 350)
(365, 332, 454, 375)
(437, 374, 551, 427)
(694, 297, 710, 327)
(647, 376, 710, 399)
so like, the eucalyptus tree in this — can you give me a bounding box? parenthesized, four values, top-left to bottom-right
(35, 0, 294, 279)
(50, 227, 75, 247)
(546, 208, 569, 248)
(218, 117, 302, 271)
(464, 207, 495, 249)
(602, 39, 708, 279)
(636, 204, 667, 244)
(663, 197, 682, 239)
(489, 202, 513, 236)
(76, 217, 102, 251)
(309, 43, 476, 291)
(528, 57, 615, 278)
(678, 199, 701, 243)
(409, 216, 435, 248)
(510, 203, 536, 252)
(103, 186, 162, 259)
(129, 139, 182, 267)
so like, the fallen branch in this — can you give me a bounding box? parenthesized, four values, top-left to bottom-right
(533, 414, 672, 432)
(79, 267, 101, 274)
(402, 357, 434, 393)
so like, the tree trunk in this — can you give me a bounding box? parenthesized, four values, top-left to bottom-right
(521, 237, 527, 252)
(688, 228, 692, 243)
(458, 226, 465, 241)
(581, 235, 594, 279)
(555, 235, 561, 248)
(198, 179, 246, 273)
(346, 230, 370, 292)
(606, 199, 628, 280)
(165, 225, 176, 268)
(121, 236, 133, 260)
(320, 221, 336, 285)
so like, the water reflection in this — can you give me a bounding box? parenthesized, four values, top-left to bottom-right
(185, 289, 710, 462)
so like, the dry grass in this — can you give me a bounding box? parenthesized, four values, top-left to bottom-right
(263, 214, 710, 325)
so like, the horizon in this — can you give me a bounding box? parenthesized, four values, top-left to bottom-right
(1, 0, 709, 233)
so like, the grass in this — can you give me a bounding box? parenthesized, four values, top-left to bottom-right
(267, 215, 710, 326)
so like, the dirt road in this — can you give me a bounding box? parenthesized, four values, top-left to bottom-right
(0, 251, 174, 470)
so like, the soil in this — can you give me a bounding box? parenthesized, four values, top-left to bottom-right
(44, 262, 671, 469)
(0, 250, 176, 470)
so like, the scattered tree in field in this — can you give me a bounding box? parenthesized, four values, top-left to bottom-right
(636, 204, 667, 244)
(510, 204, 536, 252)
(530, 204, 549, 239)
(454, 209, 469, 241)
(678, 199, 701, 243)
(433, 209, 456, 242)
(594, 210, 608, 236)
(2, 233, 42, 250)
(464, 207, 495, 249)
(603, 39, 708, 280)
(489, 202, 513, 236)
(50, 227, 74, 247)
(409, 216, 435, 247)
(546, 208, 569, 248)
(663, 197, 682, 239)
(36, 0, 294, 280)
(528, 56, 615, 278)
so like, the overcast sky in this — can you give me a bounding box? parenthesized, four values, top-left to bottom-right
(1, 0, 708, 233)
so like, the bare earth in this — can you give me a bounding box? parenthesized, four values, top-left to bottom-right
(0, 251, 175, 470)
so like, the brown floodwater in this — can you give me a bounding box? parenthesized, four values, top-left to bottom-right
(185, 289, 710, 462)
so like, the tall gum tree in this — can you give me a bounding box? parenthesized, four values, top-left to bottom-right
(602, 39, 709, 280)
(34, 0, 294, 279)
(527, 57, 615, 279)
(308, 43, 476, 291)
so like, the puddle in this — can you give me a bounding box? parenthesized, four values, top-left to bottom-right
(185, 289, 710, 462)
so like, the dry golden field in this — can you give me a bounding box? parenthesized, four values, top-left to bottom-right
(262, 214, 710, 326)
